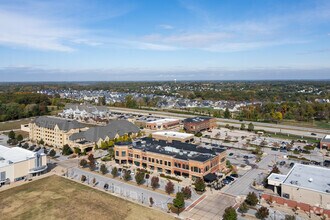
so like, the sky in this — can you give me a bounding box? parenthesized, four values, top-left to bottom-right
(0, 0, 330, 81)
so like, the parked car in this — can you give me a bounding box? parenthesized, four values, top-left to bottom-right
(279, 161, 286, 166)
(228, 153, 234, 156)
(289, 162, 295, 168)
(226, 176, 235, 182)
(230, 173, 238, 178)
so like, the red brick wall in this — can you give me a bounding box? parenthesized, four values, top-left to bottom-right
(262, 194, 330, 217)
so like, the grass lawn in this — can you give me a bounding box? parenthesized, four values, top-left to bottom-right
(0, 175, 175, 220)
(0, 118, 34, 131)
(3, 130, 29, 139)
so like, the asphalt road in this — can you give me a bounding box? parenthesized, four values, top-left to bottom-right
(108, 107, 329, 138)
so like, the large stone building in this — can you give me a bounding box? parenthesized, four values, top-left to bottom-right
(0, 145, 47, 185)
(114, 138, 226, 180)
(268, 164, 330, 210)
(69, 120, 140, 150)
(29, 116, 88, 148)
(320, 135, 330, 150)
(183, 117, 217, 133)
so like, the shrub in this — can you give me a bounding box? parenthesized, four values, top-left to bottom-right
(135, 171, 145, 185)
(149, 197, 154, 207)
(111, 167, 118, 178)
(181, 186, 192, 199)
(123, 170, 131, 181)
(8, 130, 15, 139)
(194, 178, 206, 192)
(49, 149, 56, 157)
(81, 175, 86, 182)
(165, 181, 175, 195)
(151, 176, 159, 190)
(222, 206, 237, 220)
(16, 134, 23, 142)
(285, 215, 296, 220)
(22, 143, 29, 149)
(245, 192, 259, 206)
(100, 164, 108, 175)
(62, 144, 73, 155)
(255, 206, 269, 219)
(159, 173, 182, 182)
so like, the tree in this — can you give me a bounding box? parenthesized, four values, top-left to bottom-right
(80, 159, 88, 167)
(245, 192, 259, 206)
(240, 123, 246, 130)
(149, 197, 154, 207)
(100, 164, 108, 175)
(271, 165, 280, 174)
(62, 144, 73, 155)
(285, 215, 296, 220)
(194, 178, 206, 192)
(39, 139, 44, 145)
(49, 149, 56, 157)
(123, 170, 131, 181)
(92, 177, 96, 184)
(224, 108, 231, 119)
(22, 143, 29, 149)
(87, 153, 95, 170)
(151, 176, 159, 190)
(8, 130, 15, 139)
(81, 175, 86, 182)
(16, 134, 23, 142)
(135, 171, 145, 185)
(255, 206, 269, 219)
(222, 206, 237, 220)
(165, 181, 174, 195)
(111, 167, 118, 178)
(248, 123, 254, 131)
(238, 202, 249, 216)
(181, 186, 192, 199)
(173, 192, 185, 211)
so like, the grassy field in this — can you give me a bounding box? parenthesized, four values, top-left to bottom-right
(0, 118, 34, 131)
(0, 175, 174, 220)
(3, 130, 29, 138)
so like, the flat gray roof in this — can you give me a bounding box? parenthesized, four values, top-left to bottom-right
(282, 164, 330, 194)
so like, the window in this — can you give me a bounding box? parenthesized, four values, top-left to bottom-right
(115, 151, 119, 156)
(164, 161, 168, 166)
(160, 160, 163, 165)
(121, 151, 126, 157)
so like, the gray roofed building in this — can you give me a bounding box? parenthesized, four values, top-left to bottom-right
(69, 120, 140, 143)
(33, 116, 86, 132)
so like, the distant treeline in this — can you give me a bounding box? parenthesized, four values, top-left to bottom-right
(0, 93, 51, 121)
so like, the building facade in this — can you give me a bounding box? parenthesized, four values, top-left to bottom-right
(114, 138, 226, 180)
(320, 135, 330, 150)
(29, 116, 88, 148)
(0, 145, 47, 185)
(183, 117, 217, 133)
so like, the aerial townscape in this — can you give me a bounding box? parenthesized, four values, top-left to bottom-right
(0, 1, 330, 220)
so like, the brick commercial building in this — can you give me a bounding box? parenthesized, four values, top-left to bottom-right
(268, 164, 330, 210)
(145, 118, 180, 130)
(29, 116, 88, 148)
(183, 117, 217, 133)
(320, 135, 330, 150)
(114, 138, 226, 180)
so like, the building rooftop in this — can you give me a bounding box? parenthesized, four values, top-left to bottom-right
(33, 116, 86, 131)
(0, 145, 38, 168)
(146, 118, 179, 125)
(321, 135, 330, 143)
(184, 116, 213, 123)
(118, 137, 225, 162)
(282, 164, 330, 194)
(152, 131, 194, 139)
(69, 120, 140, 143)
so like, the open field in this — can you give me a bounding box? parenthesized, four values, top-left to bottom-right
(0, 118, 34, 131)
(0, 175, 175, 220)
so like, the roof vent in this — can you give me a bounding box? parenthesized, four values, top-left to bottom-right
(308, 178, 313, 182)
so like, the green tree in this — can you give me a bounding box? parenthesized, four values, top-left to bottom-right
(8, 130, 15, 140)
(248, 123, 254, 131)
(245, 192, 259, 206)
(255, 206, 269, 219)
(125, 95, 138, 108)
(173, 192, 185, 210)
(49, 149, 56, 157)
(80, 159, 87, 167)
(165, 181, 174, 195)
(81, 175, 86, 182)
(224, 108, 231, 119)
(238, 202, 249, 215)
(240, 123, 246, 130)
(74, 147, 81, 155)
(222, 206, 237, 220)
(194, 178, 206, 192)
(16, 134, 23, 142)
(100, 164, 108, 175)
(62, 144, 73, 155)
(123, 170, 131, 181)
(111, 167, 118, 178)
(135, 171, 145, 185)
(285, 215, 296, 220)
(39, 139, 44, 145)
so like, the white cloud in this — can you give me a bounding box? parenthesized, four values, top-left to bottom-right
(158, 24, 174, 30)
